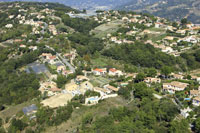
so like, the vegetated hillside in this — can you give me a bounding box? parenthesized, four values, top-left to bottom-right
(103, 42, 185, 71)
(116, 0, 161, 10)
(117, 0, 200, 24)
(0, 0, 133, 10)
(0, 1, 78, 12)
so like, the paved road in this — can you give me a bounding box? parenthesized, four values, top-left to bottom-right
(57, 53, 76, 73)
(45, 45, 75, 73)
(0, 43, 7, 47)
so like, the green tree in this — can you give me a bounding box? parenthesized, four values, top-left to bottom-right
(161, 66, 172, 78)
(82, 113, 93, 126)
(181, 18, 188, 25)
(147, 68, 157, 77)
(0, 117, 2, 127)
(172, 22, 178, 27)
(169, 119, 189, 133)
(194, 117, 200, 132)
(9, 118, 27, 132)
(0, 104, 4, 111)
(55, 75, 68, 88)
(134, 82, 153, 99)
(135, 73, 146, 83)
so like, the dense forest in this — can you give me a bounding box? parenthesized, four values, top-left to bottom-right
(55, 11, 100, 33)
(68, 33, 104, 56)
(0, 47, 55, 105)
(103, 42, 185, 70)
(181, 49, 200, 70)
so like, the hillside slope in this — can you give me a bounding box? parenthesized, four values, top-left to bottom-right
(0, 0, 132, 10)
(117, 0, 200, 24)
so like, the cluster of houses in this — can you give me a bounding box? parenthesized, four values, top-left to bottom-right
(163, 81, 189, 94)
(48, 25, 58, 35)
(19, 44, 38, 51)
(190, 87, 200, 107)
(4, 3, 200, 120)
(39, 72, 120, 107)
(40, 53, 73, 76)
(6, 3, 58, 36)
(94, 68, 200, 109)
(92, 68, 123, 77)
(95, 11, 200, 57)
(90, 67, 200, 108)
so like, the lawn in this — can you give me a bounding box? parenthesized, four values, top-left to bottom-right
(91, 56, 125, 70)
(50, 65, 57, 70)
(91, 57, 108, 67)
(88, 76, 111, 87)
(151, 33, 167, 42)
(91, 20, 123, 38)
(149, 27, 166, 32)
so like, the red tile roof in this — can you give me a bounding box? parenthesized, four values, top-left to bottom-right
(109, 68, 117, 72)
(94, 68, 105, 72)
(49, 56, 56, 60)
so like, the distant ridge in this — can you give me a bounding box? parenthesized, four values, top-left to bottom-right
(0, 0, 133, 10)
(116, 0, 200, 24)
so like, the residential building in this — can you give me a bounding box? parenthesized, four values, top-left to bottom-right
(92, 68, 107, 76)
(172, 73, 184, 80)
(144, 77, 161, 84)
(5, 24, 13, 28)
(76, 75, 89, 83)
(110, 37, 117, 42)
(176, 30, 186, 35)
(104, 85, 119, 92)
(94, 87, 111, 96)
(181, 107, 192, 118)
(108, 68, 123, 77)
(19, 44, 26, 48)
(57, 65, 66, 73)
(193, 97, 200, 106)
(163, 81, 189, 94)
(190, 90, 200, 98)
(65, 82, 78, 93)
(155, 22, 163, 28)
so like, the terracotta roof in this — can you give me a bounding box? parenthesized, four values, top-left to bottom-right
(49, 56, 56, 60)
(94, 68, 106, 72)
(109, 68, 117, 72)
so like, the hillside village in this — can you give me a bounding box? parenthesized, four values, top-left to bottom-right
(1, 2, 200, 133)
(93, 10, 200, 57)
